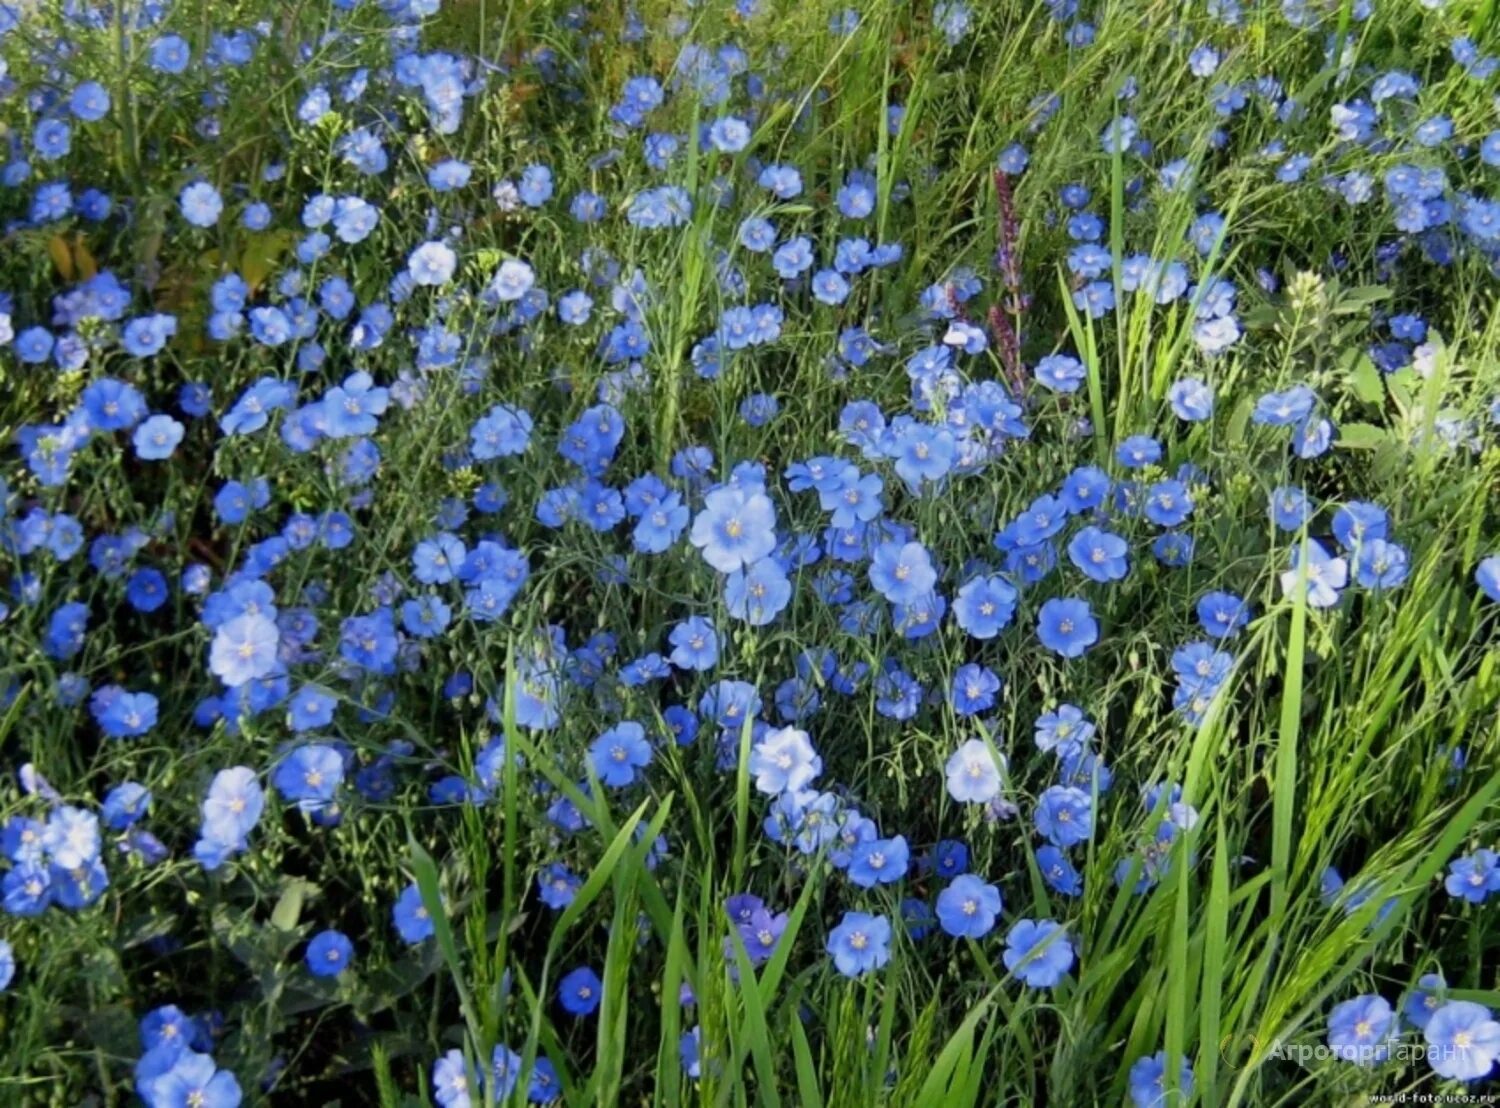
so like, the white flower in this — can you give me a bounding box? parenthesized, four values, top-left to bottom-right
(945, 739, 1005, 804)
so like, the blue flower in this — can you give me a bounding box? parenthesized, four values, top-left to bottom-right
(836, 171, 876, 219)
(407, 241, 458, 286)
(490, 259, 535, 301)
(1037, 597, 1098, 658)
(757, 163, 802, 197)
(69, 80, 111, 122)
(178, 182, 223, 228)
(634, 492, 689, 553)
(1003, 919, 1074, 987)
(409, 534, 464, 586)
(1423, 1001, 1500, 1081)
(1477, 556, 1500, 603)
(518, 164, 553, 206)
(53, 860, 109, 909)
(432, 1050, 476, 1107)
(1253, 386, 1316, 427)
(122, 314, 178, 358)
(537, 864, 581, 911)
(82, 378, 147, 432)
(890, 425, 955, 489)
(392, 883, 436, 943)
(1143, 480, 1193, 527)
(952, 574, 1017, 639)
(248, 306, 292, 346)
(738, 216, 776, 252)
(1035, 354, 1086, 393)
(1101, 115, 1138, 154)
(589, 722, 652, 787)
(102, 783, 151, 831)
(1035, 785, 1093, 847)
(1483, 132, 1500, 168)
(1331, 501, 1389, 549)
(196, 767, 263, 867)
(1353, 539, 1408, 590)
(820, 467, 884, 528)
(331, 196, 379, 242)
(94, 688, 159, 738)
(772, 236, 815, 279)
(1280, 540, 1347, 609)
(951, 663, 1001, 715)
(826, 911, 891, 976)
(557, 289, 594, 324)
(282, 685, 333, 736)
(559, 966, 603, 1015)
(322, 371, 389, 438)
(489, 1045, 523, 1101)
(1269, 486, 1312, 532)
(1171, 643, 1234, 698)
(1319, 866, 1397, 928)
(1035, 705, 1094, 757)
(847, 835, 910, 888)
(1402, 973, 1447, 1031)
(708, 116, 751, 152)
(1127, 1051, 1194, 1107)
(998, 142, 1029, 173)
(138, 1048, 242, 1108)
(132, 415, 184, 460)
(1116, 435, 1162, 469)
(1197, 591, 1251, 638)
(690, 486, 778, 573)
(220, 377, 295, 436)
(1067, 526, 1129, 582)
(125, 568, 169, 613)
(1327, 994, 1395, 1064)
(935, 874, 1002, 938)
(738, 392, 779, 426)
(811, 269, 850, 304)
(43, 806, 100, 869)
(272, 744, 344, 813)
(14, 327, 55, 364)
(725, 558, 792, 625)
(668, 616, 718, 671)
(869, 541, 937, 605)
(208, 613, 280, 688)
(1444, 849, 1500, 904)
(2, 863, 51, 916)
(470, 404, 533, 459)
(1061, 467, 1110, 514)
(1012, 494, 1069, 545)
(927, 840, 969, 879)
(139, 1007, 202, 1060)
(934, 0, 972, 44)
(1036, 845, 1084, 896)
(306, 930, 354, 977)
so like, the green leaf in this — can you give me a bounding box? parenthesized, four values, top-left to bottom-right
(407, 838, 485, 1062)
(726, 931, 783, 1108)
(1347, 356, 1384, 405)
(913, 985, 1002, 1106)
(1335, 422, 1388, 450)
(789, 1015, 825, 1108)
(240, 230, 293, 293)
(1270, 538, 1310, 925)
(1330, 284, 1392, 313)
(271, 878, 317, 932)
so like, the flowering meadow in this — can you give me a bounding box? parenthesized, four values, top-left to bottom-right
(5, 0, 1500, 1104)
